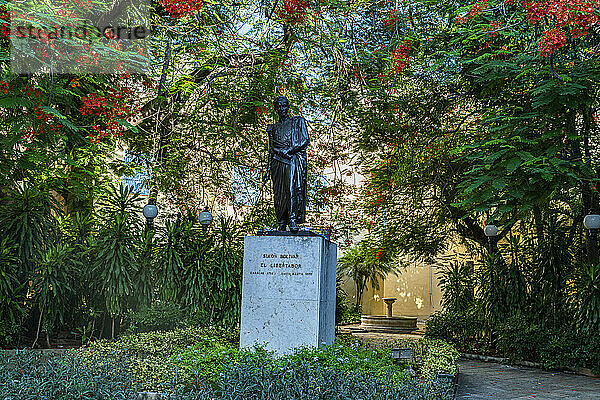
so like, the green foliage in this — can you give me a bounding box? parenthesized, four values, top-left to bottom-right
(0, 239, 24, 332)
(337, 303, 362, 325)
(93, 185, 142, 318)
(125, 300, 206, 334)
(572, 263, 600, 333)
(31, 241, 80, 346)
(1, 339, 456, 399)
(498, 316, 600, 374)
(177, 216, 243, 326)
(419, 340, 460, 381)
(78, 328, 457, 397)
(0, 183, 57, 275)
(425, 310, 486, 354)
(342, 335, 460, 385)
(0, 350, 141, 399)
(497, 315, 550, 364)
(338, 240, 399, 307)
(436, 262, 475, 313)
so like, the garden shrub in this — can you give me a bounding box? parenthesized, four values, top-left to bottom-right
(0, 345, 454, 400)
(424, 309, 486, 353)
(348, 335, 460, 381)
(419, 340, 460, 381)
(336, 301, 362, 325)
(125, 300, 207, 334)
(429, 310, 600, 374)
(0, 350, 141, 399)
(75, 328, 458, 395)
(213, 354, 449, 400)
(497, 315, 551, 363)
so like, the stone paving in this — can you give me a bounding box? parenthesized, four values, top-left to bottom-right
(457, 359, 600, 399)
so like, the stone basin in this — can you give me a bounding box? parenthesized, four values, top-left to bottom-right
(359, 315, 418, 333)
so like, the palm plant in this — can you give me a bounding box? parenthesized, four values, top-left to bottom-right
(31, 242, 79, 348)
(155, 220, 186, 302)
(93, 184, 142, 338)
(180, 216, 243, 326)
(338, 240, 399, 308)
(437, 261, 474, 313)
(0, 239, 25, 339)
(572, 262, 600, 333)
(0, 183, 58, 276)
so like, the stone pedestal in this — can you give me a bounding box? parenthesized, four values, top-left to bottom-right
(239, 235, 337, 355)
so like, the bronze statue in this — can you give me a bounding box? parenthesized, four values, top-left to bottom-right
(263, 96, 310, 232)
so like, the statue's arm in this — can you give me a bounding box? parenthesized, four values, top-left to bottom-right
(288, 117, 310, 155)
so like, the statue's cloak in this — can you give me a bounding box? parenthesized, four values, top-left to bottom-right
(269, 116, 310, 224)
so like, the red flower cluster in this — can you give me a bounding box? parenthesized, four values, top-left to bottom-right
(522, 1, 547, 23)
(488, 21, 501, 37)
(277, 0, 309, 25)
(456, 0, 489, 23)
(525, 0, 600, 55)
(79, 84, 138, 143)
(22, 84, 41, 98)
(21, 106, 63, 142)
(256, 106, 269, 115)
(539, 27, 567, 56)
(383, 9, 402, 28)
(391, 40, 412, 73)
(0, 9, 9, 38)
(160, 0, 203, 18)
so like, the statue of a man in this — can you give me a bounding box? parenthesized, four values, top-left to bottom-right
(263, 96, 310, 232)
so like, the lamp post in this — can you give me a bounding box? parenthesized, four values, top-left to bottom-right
(484, 224, 499, 253)
(142, 198, 159, 231)
(584, 214, 600, 266)
(198, 206, 214, 232)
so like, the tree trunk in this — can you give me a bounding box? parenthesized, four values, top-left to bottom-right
(32, 303, 44, 349)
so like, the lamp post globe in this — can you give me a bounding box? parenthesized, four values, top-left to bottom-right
(198, 207, 213, 231)
(583, 214, 600, 231)
(484, 224, 499, 252)
(143, 199, 159, 230)
(484, 224, 499, 237)
(584, 214, 600, 266)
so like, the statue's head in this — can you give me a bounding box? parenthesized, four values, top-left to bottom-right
(274, 96, 290, 120)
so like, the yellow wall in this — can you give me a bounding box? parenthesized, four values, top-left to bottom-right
(342, 261, 443, 320)
(340, 242, 473, 321)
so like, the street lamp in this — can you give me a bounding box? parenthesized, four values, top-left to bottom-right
(584, 214, 600, 266)
(484, 224, 499, 252)
(198, 206, 214, 232)
(142, 199, 159, 231)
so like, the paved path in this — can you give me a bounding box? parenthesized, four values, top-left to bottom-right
(457, 359, 600, 399)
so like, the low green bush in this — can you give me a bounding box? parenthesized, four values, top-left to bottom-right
(338, 303, 362, 325)
(424, 309, 486, 353)
(497, 315, 550, 363)
(0, 350, 141, 399)
(348, 335, 460, 381)
(125, 300, 207, 334)
(427, 310, 600, 374)
(1, 346, 453, 400)
(213, 354, 448, 400)
(0, 327, 460, 399)
(75, 328, 458, 395)
(498, 317, 600, 374)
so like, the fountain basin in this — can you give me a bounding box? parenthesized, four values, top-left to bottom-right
(359, 315, 418, 333)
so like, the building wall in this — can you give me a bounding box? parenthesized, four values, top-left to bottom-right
(341, 242, 473, 321)
(341, 261, 443, 320)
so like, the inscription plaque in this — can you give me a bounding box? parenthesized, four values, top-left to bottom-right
(239, 235, 337, 355)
